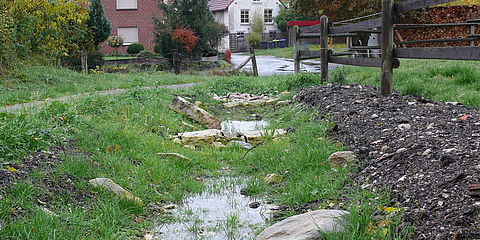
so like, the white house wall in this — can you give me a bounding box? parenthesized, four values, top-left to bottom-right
(212, 0, 284, 52)
(228, 0, 282, 34)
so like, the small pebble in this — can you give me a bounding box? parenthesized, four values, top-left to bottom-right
(249, 202, 260, 209)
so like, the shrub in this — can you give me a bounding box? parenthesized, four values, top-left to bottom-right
(248, 33, 262, 49)
(137, 50, 156, 58)
(61, 52, 104, 71)
(224, 49, 232, 63)
(126, 43, 144, 55)
(172, 28, 199, 53)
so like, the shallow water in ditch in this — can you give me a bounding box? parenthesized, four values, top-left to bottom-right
(221, 120, 270, 138)
(153, 177, 270, 240)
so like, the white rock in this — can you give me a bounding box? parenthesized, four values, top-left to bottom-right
(264, 173, 283, 184)
(89, 178, 143, 204)
(256, 210, 349, 240)
(398, 124, 412, 131)
(157, 153, 190, 161)
(443, 148, 456, 154)
(327, 151, 357, 168)
(170, 96, 221, 129)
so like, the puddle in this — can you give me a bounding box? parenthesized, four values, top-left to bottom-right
(154, 177, 269, 240)
(221, 120, 270, 138)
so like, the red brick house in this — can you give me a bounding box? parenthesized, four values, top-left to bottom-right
(100, 0, 165, 53)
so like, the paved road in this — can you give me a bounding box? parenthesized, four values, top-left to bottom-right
(0, 83, 196, 112)
(231, 53, 341, 76)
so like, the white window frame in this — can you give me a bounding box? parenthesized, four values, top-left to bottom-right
(240, 9, 250, 24)
(116, 0, 137, 10)
(117, 27, 138, 45)
(264, 9, 273, 24)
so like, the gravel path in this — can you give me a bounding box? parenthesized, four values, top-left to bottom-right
(297, 84, 480, 240)
(0, 83, 196, 112)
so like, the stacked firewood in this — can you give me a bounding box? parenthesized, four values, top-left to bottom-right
(396, 5, 479, 47)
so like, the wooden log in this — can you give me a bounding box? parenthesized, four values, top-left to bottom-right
(320, 15, 329, 82)
(396, 37, 480, 45)
(293, 26, 301, 73)
(250, 48, 259, 77)
(395, 0, 457, 13)
(381, 0, 394, 96)
(329, 56, 400, 68)
(235, 55, 252, 70)
(395, 23, 478, 30)
(394, 47, 480, 61)
(299, 50, 321, 60)
(395, 30, 407, 48)
(329, 17, 382, 34)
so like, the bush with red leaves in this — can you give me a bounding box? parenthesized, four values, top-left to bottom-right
(172, 28, 199, 53)
(224, 49, 232, 63)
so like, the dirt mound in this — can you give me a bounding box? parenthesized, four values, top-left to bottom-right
(297, 84, 480, 239)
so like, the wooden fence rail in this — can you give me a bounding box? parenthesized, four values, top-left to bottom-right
(294, 0, 480, 95)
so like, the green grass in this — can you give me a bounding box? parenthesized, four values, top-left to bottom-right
(334, 59, 480, 107)
(249, 44, 347, 59)
(0, 65, 206, 106)
(0, 71, 409, 239)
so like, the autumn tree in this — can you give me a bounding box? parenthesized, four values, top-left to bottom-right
(290, 0, 380, 21)
(156, 0, 227, 55)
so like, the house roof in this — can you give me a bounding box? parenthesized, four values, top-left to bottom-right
(208, 0, 234, 12)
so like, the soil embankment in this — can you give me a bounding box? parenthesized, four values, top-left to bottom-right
(297, 84, 480, 239)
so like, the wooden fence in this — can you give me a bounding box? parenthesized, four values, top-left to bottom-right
(293, 0, 480, 95)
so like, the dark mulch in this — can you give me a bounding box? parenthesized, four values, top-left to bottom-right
(296, 84, 480, 240)
(0, 141, 92, 205)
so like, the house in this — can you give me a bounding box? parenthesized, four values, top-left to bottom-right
(209, 0, 286, 52)
(100, 0, 165, 53)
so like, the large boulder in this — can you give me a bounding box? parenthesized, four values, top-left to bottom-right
(171, 96, 221, 129)
(327, 151, 357, 168)
(256, 210, 349, 240)
(89, 178, 143, 204)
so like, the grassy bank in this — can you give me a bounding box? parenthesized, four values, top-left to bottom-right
(0, 72, 408, 239)
(336, 59, 480, 107)
(0, 65, 206, 106)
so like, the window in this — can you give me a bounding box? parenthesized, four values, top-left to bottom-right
(118, 27, 138, 45)
(240, 9, 249, 24)
(116, 0, 137, 10)
(264, 9, 273, 23)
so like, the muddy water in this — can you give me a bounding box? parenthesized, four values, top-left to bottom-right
(221, 120, 270, 138)
(154, 177, 269, 240)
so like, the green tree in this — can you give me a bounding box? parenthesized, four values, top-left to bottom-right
(156, 0, 224, 55)
(87, 0, 111, 48)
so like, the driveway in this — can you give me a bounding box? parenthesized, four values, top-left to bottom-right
(231, 53, 341, 76)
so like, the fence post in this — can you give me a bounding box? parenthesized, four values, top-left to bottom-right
(381, 0, 394, 96)
(471, 13, 477, 47)
(293, 26, 300, 73)
(320, 15, 329, 82)
(172, 49, 180, 74)
(250, 47, 259, 77)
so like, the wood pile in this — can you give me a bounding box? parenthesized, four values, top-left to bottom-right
(397, 5, 479, 47)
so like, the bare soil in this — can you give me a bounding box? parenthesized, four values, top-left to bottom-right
(296, 84, 480, 240)
(0, 141, 92, 205)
